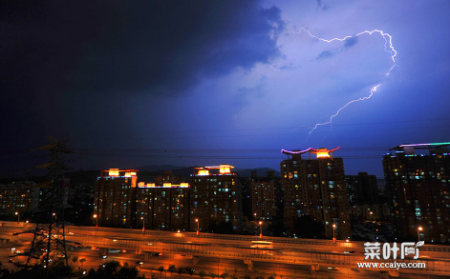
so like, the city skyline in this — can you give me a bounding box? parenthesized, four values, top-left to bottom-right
(2, 1, 450, 178)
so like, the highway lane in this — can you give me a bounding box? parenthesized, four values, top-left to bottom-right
(2, 222, 450, 278)
(0, 241, 448, 279)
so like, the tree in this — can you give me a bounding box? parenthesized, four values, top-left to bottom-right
(220, 272, 229, 279)
(243, 274, 251, 279)
(117, 264, 141, 279)
(208, 272, 217, 279)
(177, 267, 184, 279)
(230, 268, 238, 279)
(149, 266, 156, 277)
(72, 255, 79, 267)
(168, 265, 177, 278)
(104, 260, 121, 276)
(185, 267, 195, 278)
(199, 271, 206, 279)
(80, 258, 86, 269)
(158, 266, 166, 279)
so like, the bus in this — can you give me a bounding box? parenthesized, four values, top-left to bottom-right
(250, 241, 273, 249)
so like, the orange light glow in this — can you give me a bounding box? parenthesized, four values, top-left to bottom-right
(146, 183, 155, 187)
(198, 169, 209, 176)
(316, 149, 331, 158)
(195, 165, 234, 175)
(138, 182, 145, 187)
(109, 168, 119, 176)
(219, 165, 233, 174)
(131, 177, 137, 188)
(163, 183, 172, 187)
(124, 171, 137, 177)
(180, 183, 189, 187)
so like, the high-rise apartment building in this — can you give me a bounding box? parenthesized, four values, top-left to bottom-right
(346, 172, 379, 205)
(94, 169, 138, 227)
(135, 181, 190, 231)
(95, 168, 190, 230)
(251, 179, 276, 220)
(383, 142, 450, 243)
(190, 165, 242, 233)
(346, 172, 380, 219)
(0, 181, 39, 217)
(280, 147, 351, 239)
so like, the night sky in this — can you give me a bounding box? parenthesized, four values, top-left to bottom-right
(2, 0, 450, 178)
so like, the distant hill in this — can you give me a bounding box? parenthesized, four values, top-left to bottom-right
(234, 167, 280, 177)
(0, 166, 280, 185)
(133, 165, 187, 173)
(135, 165, 280, 177)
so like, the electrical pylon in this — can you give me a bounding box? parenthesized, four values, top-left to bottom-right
(25, 136, 71, 278)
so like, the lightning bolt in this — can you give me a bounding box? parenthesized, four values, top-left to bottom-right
(309, 84, 380, 133)
(296, 28, 397, 135)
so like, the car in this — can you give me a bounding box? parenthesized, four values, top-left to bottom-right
(100, 255, 107, 259)
(136, 261, 144, 265)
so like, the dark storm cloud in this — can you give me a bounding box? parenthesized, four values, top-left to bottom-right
(344, 36, 358, 48)
(234, 76, 267, 108)
(316, 50, 335, 60)
(0, 1, 284, 97)
(279, 62, 297, 70)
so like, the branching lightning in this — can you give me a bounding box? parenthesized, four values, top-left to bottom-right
(296, 28, 397, 135)
(309, 84, 380, 133)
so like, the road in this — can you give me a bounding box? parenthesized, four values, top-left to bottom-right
(1, 222, 450, 278)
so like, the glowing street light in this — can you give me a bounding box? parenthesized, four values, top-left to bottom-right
(332, 224, 336, 243)
(93, 214, 98, 228)
(417, 226, 423, 241)
(195, 218, 199, 235)
(259, 221, 263, 239)
(141, 216, 145, 233)
(15, 212, 20, 223)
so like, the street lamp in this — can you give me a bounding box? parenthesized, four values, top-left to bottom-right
(195, 218, 199, 235)
(345, 239, 350, 253)
(93, 214, 98, 228)
(141, 216, 145, 233)
(417, 226, 423, 241)
(15, 212, 19, 223)
(259, 221, 263, 239)
(332, 224, 336, 243)
(254, 213, 257, 236)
